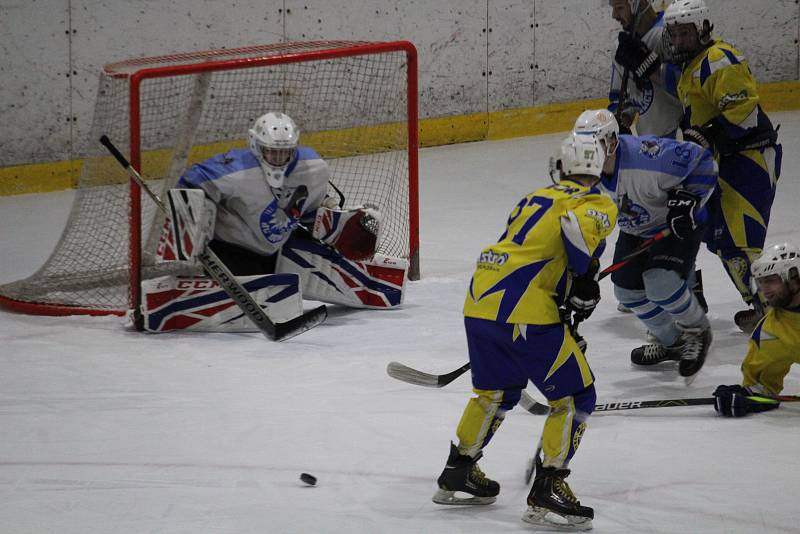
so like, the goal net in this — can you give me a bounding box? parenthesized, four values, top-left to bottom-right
(0, 40, 419, 318)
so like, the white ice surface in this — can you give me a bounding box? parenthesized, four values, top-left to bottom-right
(1, 113, 799, 533)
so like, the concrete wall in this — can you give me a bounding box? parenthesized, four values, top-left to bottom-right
(1, 0, 798, 167)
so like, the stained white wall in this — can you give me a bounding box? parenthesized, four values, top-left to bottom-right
(1, 0, 797, 166)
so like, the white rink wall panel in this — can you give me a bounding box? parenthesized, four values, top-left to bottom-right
(0, 2, 72, 165)
(286, 0, 488, 119)
(0, 0, 798, 166)
(66, 0, 285, 159)
(533, 0, 618, 104)
(487, 0, 535, 112)
(705, 0, 799, 83)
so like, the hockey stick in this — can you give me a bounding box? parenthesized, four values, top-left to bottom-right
(598, 228, 671, 280)
(386, 361, 471, 388)
(519, 394, 800, 415)
(99, 135, 327, 342)
(613, 3, 644, 132)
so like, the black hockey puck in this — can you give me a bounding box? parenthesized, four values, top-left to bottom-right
(299, 473, 317, 486)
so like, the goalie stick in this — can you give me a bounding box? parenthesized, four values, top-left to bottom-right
(99, 135, 327, 342)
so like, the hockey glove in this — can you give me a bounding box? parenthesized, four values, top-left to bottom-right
(713, 385, 780, 417)
(615, 32, 661, 82)
(567, 261, 601, 322)
(666, 189, 699, 241)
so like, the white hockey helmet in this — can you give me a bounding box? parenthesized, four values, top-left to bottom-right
(751, 243, 800, 284)
(664, 0, 713, 60)
(248, 112, 300, 188)
(557, 134, 606, 180)
(573, 109, 619, 156)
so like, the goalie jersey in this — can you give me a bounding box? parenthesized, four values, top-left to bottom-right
(600, 135, 717, 238)
(463, 181, 617, 326)
(177, 147, 330, 256)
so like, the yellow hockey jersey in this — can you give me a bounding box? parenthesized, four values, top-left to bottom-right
(741, 307, 800, 395)
(463, 181, 617, 325)
(677, 40, 762, 134)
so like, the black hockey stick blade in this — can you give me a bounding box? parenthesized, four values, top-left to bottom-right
(520, 391, 550, 415)
(273, 304, 328, 342)
(386, 361, 471, 388)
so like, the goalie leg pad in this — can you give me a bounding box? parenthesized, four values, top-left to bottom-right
(277, 237, 407, 309)
(140, 273, 301, 332)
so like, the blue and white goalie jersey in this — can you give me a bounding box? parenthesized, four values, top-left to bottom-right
(600, 135, 718, 238)
(177, 146, 330, 256)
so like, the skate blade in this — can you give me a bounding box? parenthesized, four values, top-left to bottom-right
(522, 506, 592, 531)
(432, 488, 496, 505)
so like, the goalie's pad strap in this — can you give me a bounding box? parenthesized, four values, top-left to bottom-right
(278, 237, 406, 309)
(141, 273, 301, 332)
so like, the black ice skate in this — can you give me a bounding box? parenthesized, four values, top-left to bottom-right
(630, 340, 682, 366)
(734, 307, 764, 333)
(523, 457, 593, 531)
(432, 442, 499, 505)
(677, 324, 713, 379)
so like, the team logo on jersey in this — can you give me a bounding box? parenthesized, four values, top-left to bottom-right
(586, 208, 611, 229)
(260, 199, 300, 244)
(617, 194, 651, 229)
(477, 249, 509, 268)
(639, 139, 662, 159)
(627, 79, 654, 115)
(719, 89, 748, 111)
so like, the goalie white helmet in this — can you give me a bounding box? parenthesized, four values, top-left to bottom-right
(751, 243, 800, 284)
(557, 134, 606, 180)
(573, 109, 619, 156)
(248, 112, 300, 188)
(664, 0, 713, 62)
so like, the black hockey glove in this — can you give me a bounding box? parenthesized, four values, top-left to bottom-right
(615, 32, 661, 82)
(567, 261, 600, 322)
(666, 189, 699, 241)
(713, 385, 780, 417)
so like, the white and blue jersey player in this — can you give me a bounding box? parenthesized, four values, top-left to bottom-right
(177, 112, 330, 275)
(575, 109, 716, 379)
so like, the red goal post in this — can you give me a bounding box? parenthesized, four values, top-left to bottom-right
(0, 40, 419, 318)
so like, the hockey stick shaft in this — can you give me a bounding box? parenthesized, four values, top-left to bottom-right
(599, 228, 670, 280)
(519, 394, 800, 415)
(99, 135, 326, 341)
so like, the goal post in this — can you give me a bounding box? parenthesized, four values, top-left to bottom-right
(0, 40, 420, 318)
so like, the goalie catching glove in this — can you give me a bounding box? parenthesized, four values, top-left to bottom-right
(312, 202, 382, 261)
(713, 385, 780, 417)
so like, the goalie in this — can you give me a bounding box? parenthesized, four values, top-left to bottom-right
(142, 111, 407, 332)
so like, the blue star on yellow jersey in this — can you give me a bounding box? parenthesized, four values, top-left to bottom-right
(463, 181, 617, 326)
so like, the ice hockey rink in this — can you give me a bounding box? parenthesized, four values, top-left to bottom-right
(1, 112, 799, 534)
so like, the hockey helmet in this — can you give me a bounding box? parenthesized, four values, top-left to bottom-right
(573, 109, 619, 156)
(248, 112, 300, 188)
(751, 243, 800, 284)
(664, 0, 713, 61)
(557, 134, 606, 181)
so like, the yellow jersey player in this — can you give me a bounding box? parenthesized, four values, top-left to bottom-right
(714, 244, 800, 417)
(432, 134, 617, 531)
(664, 0, 782, 332)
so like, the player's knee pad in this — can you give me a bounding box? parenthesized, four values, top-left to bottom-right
(277, 237, 407, 309)
(456, 388, 519, 457)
